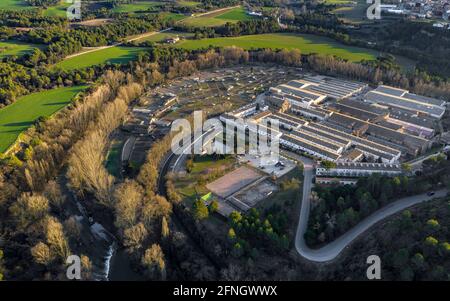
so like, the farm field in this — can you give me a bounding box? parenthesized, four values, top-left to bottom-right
(160, 12, 187, 22)
(0, 85, 87, 153)
(42, 2, 71, 17)
(176, 33, 378, 62)
(323, 0, 354, 4)
(0, 41, 43, 59)
(111, 1, 162, 13)
(55, 46, 149, 71)
(0, 0, 29, 10)
(136, 30, 194, 43)
(177, 1, 200, 7)
(180, 6, 255, 27)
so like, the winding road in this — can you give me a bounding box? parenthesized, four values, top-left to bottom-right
(292, 152, 448, 262)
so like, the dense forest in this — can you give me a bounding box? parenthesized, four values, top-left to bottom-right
(307, 155, 450, 246)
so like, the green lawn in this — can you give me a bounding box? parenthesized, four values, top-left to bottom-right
(0, 86, 87, 153)
(0, 41, 44, 59)
(55, 46, 148, 71)
(105, 140, 123, 178)
(180, 6, 255, 27)
(176, 33, 378, 62)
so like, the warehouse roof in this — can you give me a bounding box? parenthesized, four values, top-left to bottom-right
(282, 134, 341, 160)
(365, 87, 446, 118)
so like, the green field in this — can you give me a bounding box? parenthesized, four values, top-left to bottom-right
(0, 41, 43, 59)
(0, 0, 71, 16)
(137, 30, 194, 43)
(176, 33, 378, 62)
(105, 140, 123, 178)
(0, 86, 87, 153)
(55, 46, 148, 71)
(0, 0, 29, 10)
(180, 6, 255, 27)
(42, 2, 71, 17)
(160, 12, 187, 22)
(323, 0, 354, 4)
(112, 1, 162, 13)
(177, 1, 200, 7)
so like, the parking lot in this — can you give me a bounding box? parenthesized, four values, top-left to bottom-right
(239, 153, 296, 178)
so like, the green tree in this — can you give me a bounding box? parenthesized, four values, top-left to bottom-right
(229, 211, 242, 224)
(209, 200, 219, 213)
(321, 160, 336, 170)
(401, 163, 412, 172)
(228, 228, 236, 240)
(193, 199, 209, 220)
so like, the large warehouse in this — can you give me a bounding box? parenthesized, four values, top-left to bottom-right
(267, 75, 367, 109)
(364, 85, 446, 119)
(219, 75, 446, 165)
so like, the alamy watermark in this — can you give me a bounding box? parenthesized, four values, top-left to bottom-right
(367, 0, 382, 20)
(66, 0, 82, 21)
(66, 255, 81, 280)
(366, 255, 381, 279)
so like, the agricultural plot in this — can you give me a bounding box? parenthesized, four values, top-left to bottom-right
(177, 1, 200, 7)
(55, 46, 148, 71)
(176, 33, 378, 62)
(136, 30, 194, 43)
(180, 6, 255, 27)
(42, 2, 71, 17)
(0, 86, 87, 153)
(111, 1, 162, 13)
(0, 0, 30, 10)
(0, 41, 43, 59)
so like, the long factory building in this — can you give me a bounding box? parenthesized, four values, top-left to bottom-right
(220, 75, 446, 164)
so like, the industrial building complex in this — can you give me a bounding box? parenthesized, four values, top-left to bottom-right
(217, 74, 446, 193)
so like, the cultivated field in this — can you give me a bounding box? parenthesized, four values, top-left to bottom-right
(111, 1, 162, 13)
(0, 41, 43, 59)
(0, 86, 87, 153)
(0, 0, 29, 10)
(55, 46, 148, 71)
(177, 1, 200, 7)
(180, 6, 254, 27)
(176, 33, 378, 62)
(136, 30, 194, 43)
(42, 2, 71, 17)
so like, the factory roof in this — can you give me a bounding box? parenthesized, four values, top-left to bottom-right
(309, 123, 401, 156)
(324, 162, 402, 171)
(365, 87, 446, 118)
(290, 129, 343, 152)
(282, 134, 341, 160)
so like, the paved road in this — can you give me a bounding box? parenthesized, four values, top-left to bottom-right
(289, 151, 448, 262)
(64, 28, 173, 60)
(64, 5, 240, 61)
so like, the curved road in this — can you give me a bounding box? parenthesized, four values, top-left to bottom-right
(292, 153, 448, 262)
